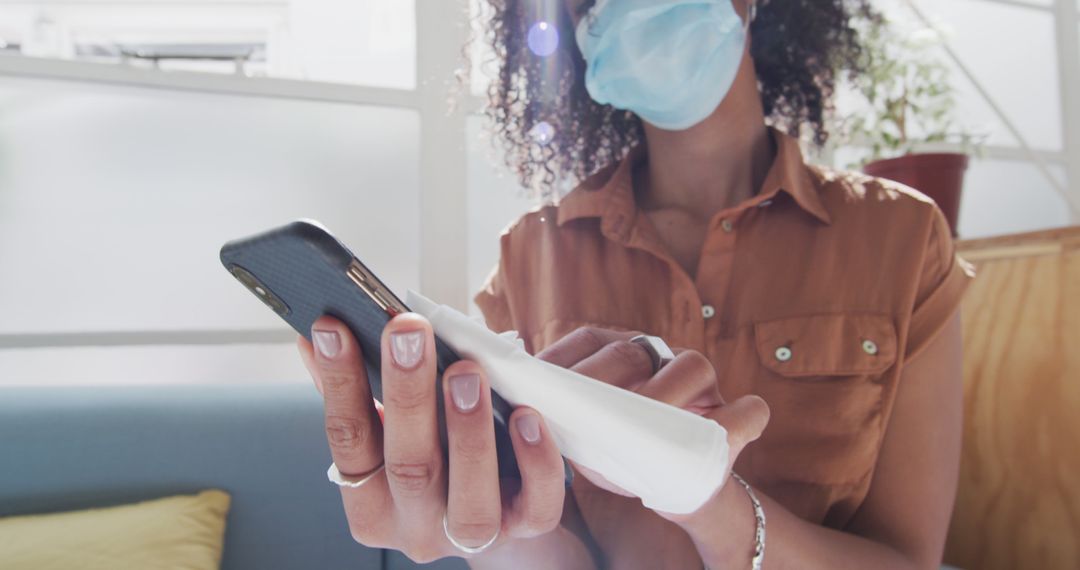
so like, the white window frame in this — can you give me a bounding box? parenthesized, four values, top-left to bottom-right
(0, 0, 487, 353)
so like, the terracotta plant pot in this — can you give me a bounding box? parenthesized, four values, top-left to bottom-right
(863, 153, 969, 237)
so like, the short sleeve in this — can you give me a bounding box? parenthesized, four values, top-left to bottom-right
(904, 205, 976, 362)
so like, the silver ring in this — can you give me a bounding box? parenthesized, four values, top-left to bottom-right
(327, 462, 385, 488)
(442, 512, 499, 555)
(629, 334, 676, 374)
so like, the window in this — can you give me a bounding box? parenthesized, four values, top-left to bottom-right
(1, 0, 1077, 385)
(0, 0, 416, 87)
(834, 0, 1079, 238)
(0, 74, 421, 384)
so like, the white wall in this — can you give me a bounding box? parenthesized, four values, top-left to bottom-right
(465, 115, 538, 317)
(285, 0, 415, 86)
(0, 75, 420, 384)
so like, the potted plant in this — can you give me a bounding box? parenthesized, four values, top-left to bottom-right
(835, 16, 983, 236)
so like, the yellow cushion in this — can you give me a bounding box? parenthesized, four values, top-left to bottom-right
(0, 490, 230, 570)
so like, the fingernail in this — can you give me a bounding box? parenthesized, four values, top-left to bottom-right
(517, 413, 541, 444)
(313, 329, 341, 359)
(449, 374, 481, 412)
(390, 330, 424, 369)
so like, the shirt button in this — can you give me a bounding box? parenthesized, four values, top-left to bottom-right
(862, 339, 879, 355)
(775, 346, 792, 362)
(720, 219, 734, 233)
(701, 304, 716, 319)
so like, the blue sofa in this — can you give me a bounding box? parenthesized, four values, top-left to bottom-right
(0, 384, 467, 570)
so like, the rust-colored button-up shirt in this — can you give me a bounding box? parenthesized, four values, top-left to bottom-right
(474, 130, 975, 568)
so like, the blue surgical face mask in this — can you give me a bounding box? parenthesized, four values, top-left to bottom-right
(575, 0, 751, 131)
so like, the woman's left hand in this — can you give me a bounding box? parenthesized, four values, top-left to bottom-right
(536, 326, 770, 527)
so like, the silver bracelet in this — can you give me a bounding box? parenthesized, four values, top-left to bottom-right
(730, 472, 766, 570)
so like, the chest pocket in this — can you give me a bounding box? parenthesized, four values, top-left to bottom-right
(754, 313, 898, 377)
(744, 313, 898, 496)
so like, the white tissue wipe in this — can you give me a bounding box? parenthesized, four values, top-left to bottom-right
(406, 290, 730, 514)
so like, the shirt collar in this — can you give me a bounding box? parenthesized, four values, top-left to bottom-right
(555, 128, 832, 233)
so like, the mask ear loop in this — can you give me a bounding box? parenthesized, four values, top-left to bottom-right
(739, 0, 755, 50)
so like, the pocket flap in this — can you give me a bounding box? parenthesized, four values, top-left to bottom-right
(754, 313, 897, 377)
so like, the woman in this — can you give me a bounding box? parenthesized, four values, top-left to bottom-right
(298, 0, 975, 568)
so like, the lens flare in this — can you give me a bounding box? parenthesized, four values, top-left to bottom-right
(527, 21, 559, 57)
(530, 121, 556, 145)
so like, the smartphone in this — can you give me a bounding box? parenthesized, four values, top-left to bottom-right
(220, 219, 520, 479)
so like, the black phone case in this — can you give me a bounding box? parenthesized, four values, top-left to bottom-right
(220, 220, 520, 479)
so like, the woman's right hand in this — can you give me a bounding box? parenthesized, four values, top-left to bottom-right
(297, 313, 590, 567)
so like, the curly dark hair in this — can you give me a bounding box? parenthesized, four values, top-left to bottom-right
(473, 0, 878, 194)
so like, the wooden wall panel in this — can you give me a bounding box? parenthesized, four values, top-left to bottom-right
(944, 227, 1080, 569)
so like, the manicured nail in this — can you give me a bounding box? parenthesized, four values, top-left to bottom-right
(390, 330, 424, 369)
(313, 329, 341, 359)
(517, 413, 541, 444)
(449, 374, 481, 412)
